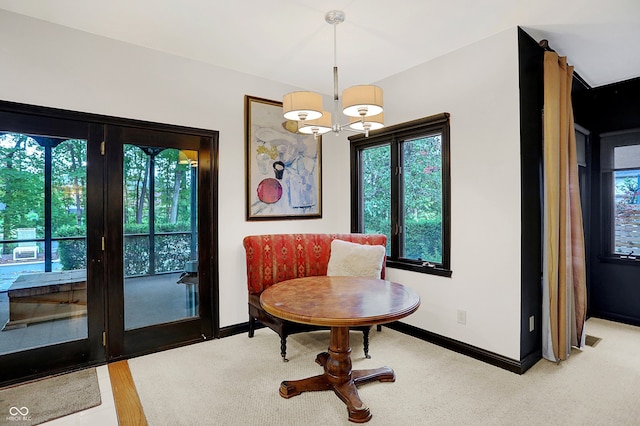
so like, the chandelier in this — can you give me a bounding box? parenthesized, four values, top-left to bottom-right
(282, 10, 384, 138)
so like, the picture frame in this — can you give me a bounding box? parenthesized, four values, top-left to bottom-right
(244, 95, 322, 220)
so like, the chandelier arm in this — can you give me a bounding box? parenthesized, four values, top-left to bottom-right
(335, 123, 364, 133)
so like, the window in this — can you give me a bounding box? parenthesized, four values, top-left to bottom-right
(350, 113, 451, 276)
(600, 129, 640, 260)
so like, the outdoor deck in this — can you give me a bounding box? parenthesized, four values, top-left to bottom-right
(0, 272, 195, 355)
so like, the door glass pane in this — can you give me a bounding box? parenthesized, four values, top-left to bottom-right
(123, 145, 198, 330)
(402, 135, 443, 263)
(0, 133, 87, 355)
(362, 145, 391, 255)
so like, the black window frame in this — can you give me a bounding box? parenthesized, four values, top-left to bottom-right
(350, 112, 452, 277)
(599, 128, 640, 264)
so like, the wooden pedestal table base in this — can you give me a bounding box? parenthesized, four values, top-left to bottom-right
(260, 276, 420, 423)
(279, 327, 394, 423)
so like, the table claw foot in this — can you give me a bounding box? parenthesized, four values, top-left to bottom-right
(348, 406, 372, 424)
(279, 374, 332, 399)
(279, 381, 302, 398)
(334, 381, 372, 423)
(351, 367, 396, 385)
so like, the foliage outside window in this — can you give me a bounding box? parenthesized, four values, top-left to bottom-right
(350, 113, 451, 276)
(600, 131, 640, 259)
(123, 145, 196, 276)
(0, 134, 87, 270)
(0, 134, 197, 276)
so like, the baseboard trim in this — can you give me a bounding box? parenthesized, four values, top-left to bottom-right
(383, 322, 537, 375)
(589, 311, 640, 328)
(519, 348, 543, 372)
(221, 321, 538, 374)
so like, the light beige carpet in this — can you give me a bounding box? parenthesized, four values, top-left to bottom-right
(128, 318, 640, 425)
(0, 368, 101, 425)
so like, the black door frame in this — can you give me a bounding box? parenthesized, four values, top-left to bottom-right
(104, 124, 218, 359)
(0, 100, 219, 386)
(0, 105, 104, 385)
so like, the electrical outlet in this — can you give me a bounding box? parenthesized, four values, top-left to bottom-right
(529, 315, 535, 332)
(457, 310, 466, 325)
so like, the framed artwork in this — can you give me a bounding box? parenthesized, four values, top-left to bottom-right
(245, 95, 322, 220)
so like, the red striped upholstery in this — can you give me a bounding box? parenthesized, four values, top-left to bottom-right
(243, 233, 387, 295)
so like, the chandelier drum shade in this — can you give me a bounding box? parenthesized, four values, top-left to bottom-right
(282, 91, 323, 121)
(342, 85, 384, 118)
(349, 112, 384, 133)
(297, 111, 333, 136)
(282, 10, 384, 138)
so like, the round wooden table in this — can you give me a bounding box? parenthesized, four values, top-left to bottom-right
(260, 276, 420, 423)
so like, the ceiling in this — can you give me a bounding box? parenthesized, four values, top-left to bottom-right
(1, 0, 639, 94)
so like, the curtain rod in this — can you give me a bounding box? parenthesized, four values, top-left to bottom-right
(539, 39, 555, 52)
(539, 39, 590, 89)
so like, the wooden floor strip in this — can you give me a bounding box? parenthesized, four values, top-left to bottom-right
(108, 360, 148, 426)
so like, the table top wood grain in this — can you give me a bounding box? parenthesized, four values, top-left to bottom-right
(260, 276, 420, 327)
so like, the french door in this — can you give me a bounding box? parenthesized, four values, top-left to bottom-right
(0, 110, 105, 384)
(0, 102, 217, 385)
(104, 125, 216, 359)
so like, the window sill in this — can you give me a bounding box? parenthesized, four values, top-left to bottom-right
(386, 259, 452, 277)
(599, 256, 640, 266)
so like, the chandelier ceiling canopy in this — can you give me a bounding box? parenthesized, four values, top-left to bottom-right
(282, 10, 384, 138)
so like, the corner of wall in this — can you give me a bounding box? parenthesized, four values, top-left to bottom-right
(517, 27, 543, 363)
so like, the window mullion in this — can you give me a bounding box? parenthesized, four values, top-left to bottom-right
(390, 137, 401, 260)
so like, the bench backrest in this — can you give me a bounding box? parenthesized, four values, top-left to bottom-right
(17, 228, 37, 247)
(243, 233, 387, 294)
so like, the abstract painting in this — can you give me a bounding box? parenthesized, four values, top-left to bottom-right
(245, 95, 322, 220)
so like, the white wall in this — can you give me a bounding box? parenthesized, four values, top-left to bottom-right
(0, 10, 522, 359)
(0, 9, 351, 330)
(378, 28, 523, 359)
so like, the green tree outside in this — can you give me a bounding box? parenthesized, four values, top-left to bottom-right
(1, 135, 195, 275)
(362, 135, 443, 263)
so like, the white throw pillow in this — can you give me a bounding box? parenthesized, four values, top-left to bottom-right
(326, 239, 386, 279)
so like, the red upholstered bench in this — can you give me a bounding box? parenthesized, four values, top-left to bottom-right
(242, 233, 387, 361)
